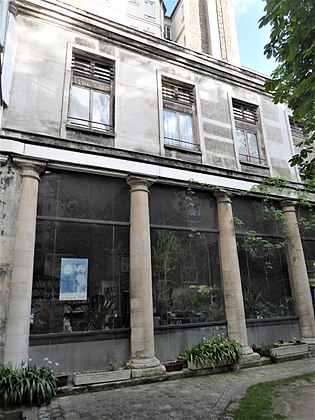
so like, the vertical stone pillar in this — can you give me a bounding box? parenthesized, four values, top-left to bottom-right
(4, 159, 44, 365)
(215, 192, 252, 354)
(281, 201, 315, 342)
(127, 175, 165, 377)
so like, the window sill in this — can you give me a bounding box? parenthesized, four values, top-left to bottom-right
(66, 124, 115, 137)
(239, 159, 269, 169)
(164, 143, 201, 155)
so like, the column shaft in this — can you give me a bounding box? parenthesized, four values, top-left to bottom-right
(4, 159, 43, 365)
(216, 193, 249, 350)
(127, 176, 164, 373)
(281, 201, 315, 340)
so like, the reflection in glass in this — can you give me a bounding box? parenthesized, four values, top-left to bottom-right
(68, 86, 89, 127)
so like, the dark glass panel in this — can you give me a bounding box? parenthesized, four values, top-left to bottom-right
(233, 197, 284, 235)
(151, 229, 223, 325)
(31, 221, 129, 334)
(150, 184, 217, 230)
(298, 206, 315, 239)
(236, 236, 294, 319)
(37, 172, 129, 222)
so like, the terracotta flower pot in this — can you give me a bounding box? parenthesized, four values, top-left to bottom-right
(163, 361, 184, 372)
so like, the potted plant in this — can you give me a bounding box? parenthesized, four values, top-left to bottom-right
(0, 360, 57, 410)
(179, 336, 243, 370)
(73, 362, 130, 386)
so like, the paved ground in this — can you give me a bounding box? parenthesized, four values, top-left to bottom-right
(25, 358, 315, 419)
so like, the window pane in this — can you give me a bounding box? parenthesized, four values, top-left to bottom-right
(237, 236, 294, 319)
(179, 113, 193, 148)
(69, 86, 89, 127)
(31, 221, 130, 333)
(145, 1, 155, 17)
(92, 91, 110, 131)
(37, 171, 130, 222)
(164, 109, 178, 146)
(151, 229, 223, 324)
(236, 128, 247, 158)
(150, 184, 217, 230)
(247, 132, 259, 161)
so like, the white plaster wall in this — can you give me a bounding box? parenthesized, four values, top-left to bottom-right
(61, 0, 164, 37)
(2, 10, 300, 183)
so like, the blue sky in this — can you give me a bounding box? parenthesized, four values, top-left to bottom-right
(164, 0, 276, 76)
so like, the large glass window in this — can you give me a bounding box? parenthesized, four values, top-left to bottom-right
(31, 172, 130, 334)
(298, 206, 315, 308)
(233, 197, 295, 319)
(150, 185, 223, 325)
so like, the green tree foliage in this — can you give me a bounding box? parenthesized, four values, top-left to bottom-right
(259, 0, 315, 181)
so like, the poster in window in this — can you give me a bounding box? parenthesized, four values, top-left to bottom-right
(59, 258, 88, 301)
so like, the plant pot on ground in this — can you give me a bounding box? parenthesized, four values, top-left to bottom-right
(56, 373, 70, 387)
(162, 361, 184, 372)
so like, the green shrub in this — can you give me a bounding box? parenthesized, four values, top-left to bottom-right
(179, 336, 243, 368)
(0, 360, 57, 409)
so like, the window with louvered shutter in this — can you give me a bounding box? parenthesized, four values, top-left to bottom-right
(232, 99, 265, 165)
(289, 118, 307, 141)
(68, 53, 114, 133)
(162, 79, 198, 152)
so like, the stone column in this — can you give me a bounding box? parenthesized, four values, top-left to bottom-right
(4, 159, 44, 365)
(281, 201, 315, 342)
(215, 192, 253, 355)
(127, 175, 165, 377)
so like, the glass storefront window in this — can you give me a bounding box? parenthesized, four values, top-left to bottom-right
(233, 197, 294, 319)
(31, 172, 130, 334)
(150, 185, 223, 325)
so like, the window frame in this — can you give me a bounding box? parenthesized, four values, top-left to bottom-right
(162, 78, 199, 152)
(144, 0, 155, 18)
(67, 53, 115, 134)
(232, 99, 266, 166)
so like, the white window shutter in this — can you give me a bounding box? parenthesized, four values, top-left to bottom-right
(2, 12, 17, 105)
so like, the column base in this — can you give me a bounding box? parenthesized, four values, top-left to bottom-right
(243, 345, 254, 355)
(301, 337, 315, 345)
(240, 351, 261, 368)
(130, 357, 166, 378)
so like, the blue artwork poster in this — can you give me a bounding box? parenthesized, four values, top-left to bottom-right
(59, 258, 88, 301)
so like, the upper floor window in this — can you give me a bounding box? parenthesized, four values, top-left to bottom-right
(289, 117, 307, 144)
(144, 1, 155, 18)
(162, 79, 198, 151)
(164, 26, 171, 40)
(67, 54, 114, 133)
(233, 99, 265, 165)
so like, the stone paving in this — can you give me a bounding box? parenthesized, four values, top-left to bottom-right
(26, 358, 315, 419)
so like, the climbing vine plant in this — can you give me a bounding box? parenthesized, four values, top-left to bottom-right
(186, 177, 315, 319)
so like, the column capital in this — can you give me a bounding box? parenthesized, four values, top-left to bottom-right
(280, 200, 298, 212)
(9, 1, 18, 17)
(12, 158, 45, 182)
(214, 190, 232, 204)
(127, 175, 156, 193)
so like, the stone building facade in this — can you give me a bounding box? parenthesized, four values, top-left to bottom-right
(0, 0, 314, 376)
